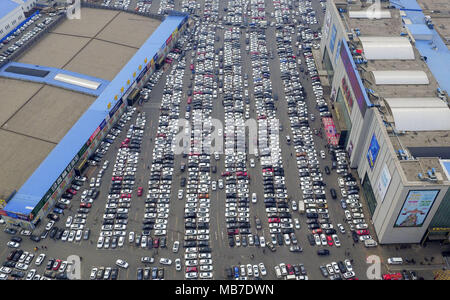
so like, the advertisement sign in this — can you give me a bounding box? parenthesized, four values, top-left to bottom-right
(153, 53, 158, 64)
(376, 164, 391, 202)
(136, 65, 148, 83)
(367, 134, 380, 169)
(109, 99, 123, 118)
(329, 25, 337, 54)
(335, 39, 341, 64)
(340, 41, 370, 116)
(88, 126, 101, 143)
(341, 77, 354, 114)
(323, 10, 331, 40)
(166, 34, 173, 45)
(395, 190, 440, 227)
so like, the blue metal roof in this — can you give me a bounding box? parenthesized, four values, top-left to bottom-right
(3, 14, 187, 217)
(392, 0, 450, 93)
(0, 0, 20, 20)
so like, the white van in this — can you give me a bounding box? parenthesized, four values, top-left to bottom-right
(387, 257, 403, 265)
(364, 239, 378, 248)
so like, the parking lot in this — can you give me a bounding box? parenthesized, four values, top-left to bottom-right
(0, 0, 441, 281)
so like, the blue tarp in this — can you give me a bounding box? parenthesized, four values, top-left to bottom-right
(3, 14, 187, 217)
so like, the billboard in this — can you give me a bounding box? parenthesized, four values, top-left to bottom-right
(329, 25, 337, 54)
(340, 41, 370, 116)
(367, 134, 380, 169)
(395, 190, 440, 227)
(376, 164, 391, 202)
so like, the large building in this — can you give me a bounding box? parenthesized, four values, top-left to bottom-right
(0, 0, 38, 40)
(0, 7, 189, 229)
(0, 1, 26, 39)
(319, 0, 450, 244)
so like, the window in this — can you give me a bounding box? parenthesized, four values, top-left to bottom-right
(322, 47, 334, 84)
(362, 173, 377, 216)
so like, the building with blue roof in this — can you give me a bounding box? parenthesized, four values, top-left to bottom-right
(0, 9, 189, 228)
(0, 0, 26, 39)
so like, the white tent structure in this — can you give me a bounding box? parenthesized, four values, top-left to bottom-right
(372, 70, 429, 85)
(360, 37, 415, 60)
(54, 73, 101, 90)
(349, 10, 391, 19)
(384, 97, 450, 131)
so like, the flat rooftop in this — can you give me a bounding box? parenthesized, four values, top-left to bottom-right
(334, 0, 450, 185)
(0, 8, 160, 199)
(417, 0, 450, 48)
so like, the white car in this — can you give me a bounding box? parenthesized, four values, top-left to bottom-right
(175, 258, 182, 271)
(344, 259, 353, 272)
(159, 258, 172, 265)
(185, 272, 198, 279)
(250, 158, 255, 168)
(35, 254, 45, 266)
(246, 264, 253, 276)
(173, 241, 180, 253)
(7, 241, 20, 248)
(128, 231, 135, 243)
(259, 263, 267, 276)
(332, 234, 341, 247)
(115, 259, 129, 269)
(294, 218, 300, 229)
(251, 193, 257, 203)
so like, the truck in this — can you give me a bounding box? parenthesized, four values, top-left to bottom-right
(298, 200, 305, 214)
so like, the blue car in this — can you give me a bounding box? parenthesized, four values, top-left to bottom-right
(53, 207, 64, 214)
(234, 266, 239, 278)
(340, 200, 347, 209)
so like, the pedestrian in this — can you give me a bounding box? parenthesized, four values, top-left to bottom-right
(352, 243, 355, 247)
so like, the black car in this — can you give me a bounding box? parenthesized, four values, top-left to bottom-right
(352, 232, 359, 243)
(307, 234, 316, 246)
(10, 236, 22, 243)
(317, 249, 330, 256)
(111, 268, 118, 280)
(30, 235, 41, 242)
(137, 268, 143, 280)
(324, 166, 331, 175)
(330, 188, 337, 199)
(4, 228, 17, 235)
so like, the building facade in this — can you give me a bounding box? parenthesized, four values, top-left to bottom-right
(319, 0, 450, 244)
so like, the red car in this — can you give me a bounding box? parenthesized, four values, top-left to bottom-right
(257, 115, 266, 120)
(67, 188, 77, 195)
(383, 273, 402, 280)
(286, 264, 294, 275)
(268, 218, 280, 223)
(186, 267, 197, 273)
(221, 171, 232, 177)
(120, 193, 131, 199)
(112, 176, 123, 181)
(80, 203, 91, 208)
(153, 238, 159, 248)
(326, 235, 333, 246)
(356, 229, 370, 236)
(52, 259, 62, 271)
(187, 97, 192, 104)
(137, 187, 143, 197)
(312, 229, 323, 234)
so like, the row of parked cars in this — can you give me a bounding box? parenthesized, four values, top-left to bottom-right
(2, 249, 70, 280)
(97, 111, 146, 249)
(227, 262, 268, 279)
(222, 2, 254, 249)
(273, 0, 338, 251)
(180, 2, 217, 280)
(0, 13, 53, 64)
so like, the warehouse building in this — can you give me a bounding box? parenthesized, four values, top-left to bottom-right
(0, 0, 27, 40)
(319, 0, 450, 244)
(0, 9, 189, 229)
